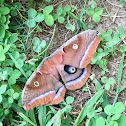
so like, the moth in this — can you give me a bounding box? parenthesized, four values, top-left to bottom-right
(22, 30, 101, 110)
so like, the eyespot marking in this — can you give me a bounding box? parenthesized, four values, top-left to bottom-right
(64, 65, 77, 74)
(71, 67, 76, 73)
(34, 81, 39, 87)
(96, 31, 99, 35)
(72, 44, 78, 50)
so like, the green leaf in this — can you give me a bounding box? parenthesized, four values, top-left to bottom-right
(10, 33, 18, 43)
(90, 0, 97, 8)
(93, 14, 100, 22)
(33, 46, 41, 53)
(112, 102, 125, 114)
(40, 40, 46, 48)
(105, 83, 110, 90)
(86, 8, 94, 16)
(14, 2, 21, 9)
(120, 32, 125, 39)
(57, 6, 63, 15)
(117, 25, 124, 32)
(28, 8, 37, 19)
(0, 55, 5, 61)
(0, 25, 5, 39)
(0, 95, 2, 103)
(87, 106, 95, 118)
(108, 77, 115, 84)
(8, 69, 21, 85)
(35, 13, 44, 22)
(8, 97, 14, 103)
(58, 16, 65, 23)
(52, 13, 58, 20)
(101, 76, 108, 83)
(0, 71, 7, 80)
(112, 36, 120, 45)
(4, 44, 11, 53)
(32, 37, 40, 45)
(4, 109, 9, 115)
(27, 19, 36, 28)
(66, 96, 74, 104)
(4, 67, 13, 75)
(107, 29, 113, 34)
(109, 121, 118, 126)
(104, 34, 112, 41)
(120, 45, 126, 53)
(95, 8, 103, 15)
(0, 45, 5, 61)
(0, 85, 7, 94)
(106, 42, 113, 47)
(13, 69, 21, 79)
(11, 51, 20, 60)
(0, 7, 10, 15)
(111, 114, 121, 120)
(61, 10, 66, 17)
(13, 93, 19, 99)
(0, 15, 6, 24)
(43, 5, 53, 16)
(96, 117, 105, 126)
(64, 5, 71, 12)
(7, 89, 14, 96)
(65, 23, 75, 31)
(16, 59, 24, 68)
(44, 15, 54, 26)
(11, 9, 17, 16)
(20, 53, 26, 61)
(104, 104, 113, 115)
(117, 115, 126, 126)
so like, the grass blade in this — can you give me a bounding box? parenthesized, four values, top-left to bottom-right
(46, 105, 71, 126)
(29, 109, 37, 125)
(53, 110, 61, 126)
(113, 53, 125, 105)
(37, 105, 47, 126)
(74, 89, 104, 126)
(18, 112, 36, 126)
(94, 78, 109, 107)
(12, 102, 26, 115)
(119, 83, 126, 93)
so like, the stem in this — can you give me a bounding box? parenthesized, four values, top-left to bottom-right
(38, 24, 56, 56)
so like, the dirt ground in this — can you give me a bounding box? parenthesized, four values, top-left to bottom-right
(19, 0, 126, 115)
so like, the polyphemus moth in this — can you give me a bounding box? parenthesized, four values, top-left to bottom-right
(22, 30, 101, 110)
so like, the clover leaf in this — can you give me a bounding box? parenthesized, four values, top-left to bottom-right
(33, 37, 47, 53)
(28, 8, 37, 19)
(8, 69, 21, 85)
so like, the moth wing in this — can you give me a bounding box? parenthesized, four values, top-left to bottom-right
(62, 30, 100, 68)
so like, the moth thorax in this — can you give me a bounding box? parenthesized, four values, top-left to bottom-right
(34, 81, 39, 87)
(72, 44, 78, 49)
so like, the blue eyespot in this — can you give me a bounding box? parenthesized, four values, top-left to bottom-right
(64, 65, 77, 74)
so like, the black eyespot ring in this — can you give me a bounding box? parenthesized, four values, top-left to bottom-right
(96, 31, 99, 35)
(64, 65, 77, 74)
